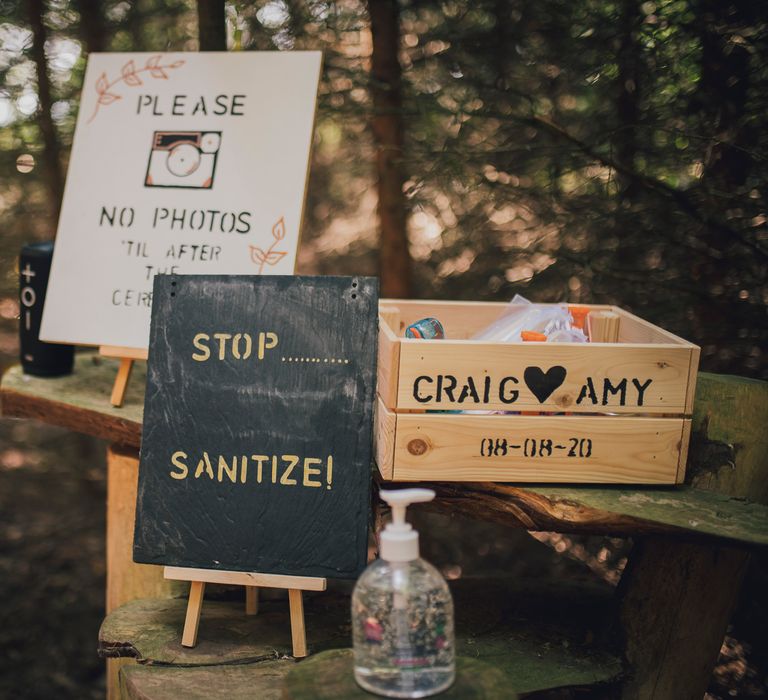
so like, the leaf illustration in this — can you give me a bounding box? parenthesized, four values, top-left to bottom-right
(144, 54, 167, 78)
(121, 60, 142, 86)
(272, 217, 287, 241)
(98, 93, 121, 105)
(88, 53, 185, 124)
(263, 250, 287, 266)
(249, 246, 267, 264)
(95, 72, 108, 94)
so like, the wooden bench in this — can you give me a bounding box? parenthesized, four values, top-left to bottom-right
(99, 579, 618, 698)
(2, 355, 766, 698)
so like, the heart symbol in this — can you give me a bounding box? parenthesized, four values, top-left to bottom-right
(524, 366, 567, 403)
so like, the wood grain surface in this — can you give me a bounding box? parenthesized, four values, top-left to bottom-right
(383, 409, 687, 484)
(1, 353, 143, 447)
(100, 579, 622, 695)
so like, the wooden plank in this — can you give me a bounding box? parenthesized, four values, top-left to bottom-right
(107, 445, 185, 613)
(684, 346, 701, 416)
(374, 396, 397, 480)
(108, 659, 134, 700)
(246, 587, 259, 615)
(614, 306, 692, 346)
(407, 482, 768, 546)
(1, 354, 143, 448)
(396, 341, 693, 414)
(376, 314, 401, 409)
(100, 345, 149, 361)
(378, 305, 401, 334)
(164, 566, 327, 592)
(104, 443, 186, 700)
(389, 413, 685, 484)
(110, 357, 134, 407)
(676, 418, 692, 483)
(181, 581, 206, 648)
(288, 590, 307, 658)
(587, 310, 620, 343)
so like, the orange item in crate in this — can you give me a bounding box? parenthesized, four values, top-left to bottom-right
(521, 330, 547, 342)
(568, 305, 591, 331)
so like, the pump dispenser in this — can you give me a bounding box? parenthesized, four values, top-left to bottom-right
(352, 489, 455, 698)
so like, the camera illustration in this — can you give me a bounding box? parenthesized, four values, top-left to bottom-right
(144, 131, 222, 189)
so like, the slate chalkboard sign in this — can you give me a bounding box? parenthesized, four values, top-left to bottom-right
(133, 275, 378, 579)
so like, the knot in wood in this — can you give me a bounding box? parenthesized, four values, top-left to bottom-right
(407, 438, 429, 456)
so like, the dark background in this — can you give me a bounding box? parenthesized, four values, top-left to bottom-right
(0, 0, 765, 697)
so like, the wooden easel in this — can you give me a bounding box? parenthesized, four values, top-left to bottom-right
(99, 346, 148, 407)
(164, 566, 327, 657)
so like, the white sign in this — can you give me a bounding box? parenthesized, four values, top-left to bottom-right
(41, 51, 322, 349)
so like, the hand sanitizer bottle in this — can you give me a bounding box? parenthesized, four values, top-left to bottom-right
(352, 489, 455, 698)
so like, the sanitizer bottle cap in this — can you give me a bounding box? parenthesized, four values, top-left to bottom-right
(379, 488, 435, 562)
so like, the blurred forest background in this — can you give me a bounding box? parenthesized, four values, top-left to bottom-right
(0, 0, 766, 376)
(0, 0, 766, 698)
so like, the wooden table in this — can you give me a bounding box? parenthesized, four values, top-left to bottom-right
(2, 354, 767, 699)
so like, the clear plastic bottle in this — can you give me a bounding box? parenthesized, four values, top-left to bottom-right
(352, 489, 455, 698)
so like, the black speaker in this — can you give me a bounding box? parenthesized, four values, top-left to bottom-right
(19, 241, 74, 376)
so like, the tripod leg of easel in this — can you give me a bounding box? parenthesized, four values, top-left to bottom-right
(182, 581, 206, 648)
(110, 358, 134, 408)
(288, 589, 307, 658)
(246, 586, 259, 615)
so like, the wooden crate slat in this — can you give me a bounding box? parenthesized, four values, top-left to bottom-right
(373, 396, 396, 480)
(376, 315, 401, 410)
(684, 346, 701, 416)
(614, 306, 692, 346)
(676, 418, 693, 484)
(388, 411, 688, 483)
(394, 340, 695, 414)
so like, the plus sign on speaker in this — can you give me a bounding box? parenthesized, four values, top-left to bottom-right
(19, 242, 74, 376)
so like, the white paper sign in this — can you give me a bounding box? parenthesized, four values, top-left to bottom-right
(41, 51, 322, 349)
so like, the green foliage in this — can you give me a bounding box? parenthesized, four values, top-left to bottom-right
(0, 0, 765, 376)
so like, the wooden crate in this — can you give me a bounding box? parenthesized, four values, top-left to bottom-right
(375, 300, 700, 484)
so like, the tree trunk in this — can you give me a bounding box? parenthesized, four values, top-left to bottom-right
(619, 538, 749, 700)
(74, 0, 106, 53)
(493, 0, 512, 89)
(690, 0, 755, 364)
(28, 0, 64, 228)
(614, 0, 641, 199)
(197, 0, 227, 51)
(698, 0, 753, 187)
(368, 0, 412, 298)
